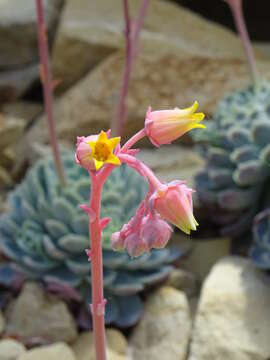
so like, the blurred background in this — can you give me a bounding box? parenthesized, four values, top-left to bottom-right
(0, 1, 270, 359)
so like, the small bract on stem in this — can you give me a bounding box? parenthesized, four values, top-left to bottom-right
(75, 101, 205, 360)
(223, 0, 259, 85)
(35, 0, 66, 186)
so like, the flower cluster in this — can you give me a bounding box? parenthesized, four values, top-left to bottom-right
(111, 200, 172, 257)
(76, 102, 205, 257)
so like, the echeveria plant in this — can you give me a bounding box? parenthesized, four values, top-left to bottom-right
(75, 104, 204, 359)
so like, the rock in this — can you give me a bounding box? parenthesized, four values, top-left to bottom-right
(130, 286, 191, 360)
(17, 343, 75, 360)
(0, 115, 25, 152)
(0, 114, 27, 187)
(189, 256, 270, 360)
(0, 339, 26, 360)
(171, 234, 232, 281)
(5, 282, 78, 343)
(106, 329, 127, 356)
(23, 51, 270, 161)
(72, 329, 128, 360)
(137, 146, 204, 188)
(52, 0, 265, 92)
(0, 167, 13, 187)
(0, 64, 39, 103)
(166, 268, 199, 298)
(2, 102, 43, 126)
(0, 310, 5, 334)
(0, 0, 64, 70)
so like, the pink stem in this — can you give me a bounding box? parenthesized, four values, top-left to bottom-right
(118, 153, 161, 190)
(112, 0, 149, 136)
(85, 127, 149, 359)
(89, 172, 107, 360)
(120, 128, 146, 152)
(36, 0, 66, 185)
(224, 0, 258, 85)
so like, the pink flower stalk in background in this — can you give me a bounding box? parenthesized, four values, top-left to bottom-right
(223, 0, 258, 85)
(75, 101, 204, 360)
(35, 0, 66, 185)
(145, 101, 205, 147)
(149, 181, 198, 235)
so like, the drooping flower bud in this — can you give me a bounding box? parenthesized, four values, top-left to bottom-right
(150, 181, 198, 235)
(140, 213, 172, 249)
(124, 233, 147, 258)
(110, 231, 125, 251)
(145, 101, 205, 147)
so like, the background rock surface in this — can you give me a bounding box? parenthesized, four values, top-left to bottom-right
(189, 257, 270, 360)
(130, 286, 191, 360)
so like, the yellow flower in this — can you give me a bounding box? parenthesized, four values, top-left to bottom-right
(76, 131, 121, 171)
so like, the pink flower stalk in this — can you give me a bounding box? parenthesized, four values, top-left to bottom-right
(149, 181, 198, 235)
(112, 0, 149, 135)
(35, 0, 66, 186)
(75, 102, 204, 360)
(145, 101, 205, 147)
(223, 0, 258, 85)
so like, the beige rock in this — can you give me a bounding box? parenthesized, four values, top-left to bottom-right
(0, 339, 26, 360)
(2, 102, 43, 126)
(0, 115, 25, 152)
(189, 256, 270, 360)
(171, 234, 232, 281)
(0, 0, 64, 69)
(23, 51, 270, 161)
(166, 268, 199, 298)
(18, 343, 75, 360)
(72, 329, 128, 360)
(130, 286, 191, 360)
(52, 0, 265, 92)
(6, 282, 78, 343)
(0, 167, 13, 187)
(106, 329, 127, 356)
(0, 310, 5, 335)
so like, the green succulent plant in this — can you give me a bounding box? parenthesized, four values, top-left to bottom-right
(194, 82, 270, 239)
(0, 151, 180, 327)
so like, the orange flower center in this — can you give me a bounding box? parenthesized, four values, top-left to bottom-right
(94, 142, 111, 161)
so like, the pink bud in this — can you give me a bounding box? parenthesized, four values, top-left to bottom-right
(150, 181, 198, 235)
(75, 135, 97, 171)
(140, 214, 172, 249)
(124, 233, 147, 258)
(111, 231, 125, 251)
(145, 102, 205, 147)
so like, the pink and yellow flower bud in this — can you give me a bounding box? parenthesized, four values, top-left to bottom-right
(145, 101, 205, 147)
(150, 181, 198, 235)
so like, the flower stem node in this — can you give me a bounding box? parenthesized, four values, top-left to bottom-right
(99, 217, 112, 231)
(79, 204, 96, 222)
(145, 101, 205, 147)
(90, 299, 107, 316)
